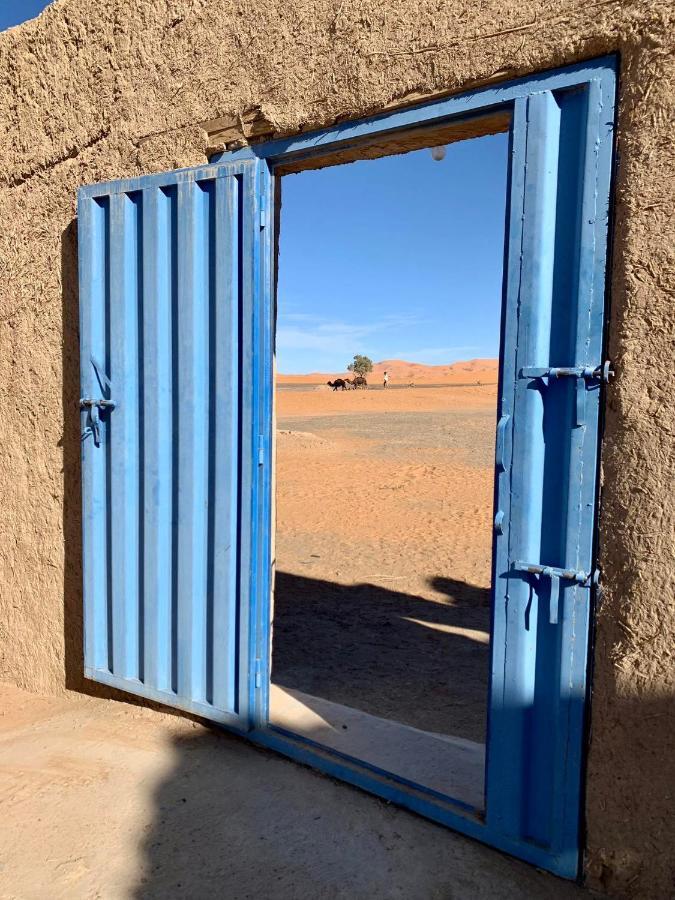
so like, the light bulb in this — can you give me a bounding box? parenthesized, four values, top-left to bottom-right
(431, 145, 446, 161)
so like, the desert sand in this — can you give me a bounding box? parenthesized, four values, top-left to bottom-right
(272, 381, 497, 744)
(277, 357, 499, 386)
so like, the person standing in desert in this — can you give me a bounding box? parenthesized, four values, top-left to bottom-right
(383, 370, 390, 389)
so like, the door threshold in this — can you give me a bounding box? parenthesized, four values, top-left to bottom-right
(246, 721, 573, 877)
(269, 684, 485, 810)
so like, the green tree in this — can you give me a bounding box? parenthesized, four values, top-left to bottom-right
(347, 354, 373, 377)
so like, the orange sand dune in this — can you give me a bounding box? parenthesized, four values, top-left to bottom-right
(278, 358, 498, 385)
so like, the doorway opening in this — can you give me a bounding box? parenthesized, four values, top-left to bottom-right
(269, 126, 510, 809)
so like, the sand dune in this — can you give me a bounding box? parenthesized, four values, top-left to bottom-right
(278, 357, 498, 385)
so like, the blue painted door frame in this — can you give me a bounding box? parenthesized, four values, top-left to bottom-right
(79, 56, 616, 880)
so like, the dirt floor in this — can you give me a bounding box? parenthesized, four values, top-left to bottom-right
(272, 384, 496, 744)
(0, 682, 592, 899)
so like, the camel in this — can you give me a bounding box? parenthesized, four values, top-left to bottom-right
(352, 376, 368, 389)
(327, 378, 348, 391)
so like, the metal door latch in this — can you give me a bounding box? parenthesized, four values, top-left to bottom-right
(80, 398, 116, 447)
(519, 361, 614, 426)
(512, 561, 598, 625)
(519, 361, 613, 382)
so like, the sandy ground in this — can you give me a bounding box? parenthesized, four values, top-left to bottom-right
(272, 385, 496, 743)
(0, 683, 589, 899)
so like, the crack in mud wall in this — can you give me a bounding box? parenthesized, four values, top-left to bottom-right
(5, 126, 111, 188)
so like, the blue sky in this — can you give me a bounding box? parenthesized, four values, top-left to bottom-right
(0, 1, 52, 30)
(277, 132, 508, 374)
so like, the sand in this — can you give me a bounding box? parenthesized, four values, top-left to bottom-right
(272, 384, 497, 744)
(0, 683, 586, 900)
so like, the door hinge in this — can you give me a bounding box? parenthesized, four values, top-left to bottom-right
(519, 361, 614, 426)
(512, 561, 598, 625)
(258, 435, 265, 466)
(260, 200, 266, 229)
(254, 658, 262, 688)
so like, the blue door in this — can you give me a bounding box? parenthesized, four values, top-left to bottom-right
(78, 159, 272, 726)
(78, 56, 614, 880)
(207, 59, 614, 880)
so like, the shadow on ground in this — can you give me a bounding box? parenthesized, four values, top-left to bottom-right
(131, 725, 583, 900)
(272, 571, 490, 743)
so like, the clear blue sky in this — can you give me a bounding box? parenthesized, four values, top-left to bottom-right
(277, 133, 508, 374)
(0, 1, 52, 30)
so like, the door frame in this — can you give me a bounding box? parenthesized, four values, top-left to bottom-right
(213, 56, 617, 879)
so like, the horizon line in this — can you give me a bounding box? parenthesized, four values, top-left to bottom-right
(277, 356, 499, 376)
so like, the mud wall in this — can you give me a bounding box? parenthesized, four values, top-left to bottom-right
(0, 0, 673, 895)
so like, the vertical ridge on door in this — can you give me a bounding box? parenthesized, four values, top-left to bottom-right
(209, 174, 241, 713)
(109, 191, 141, 682)
(140, 186, 174, 695)
(80, 196, 111, 674)
(175, 178, 210, 704)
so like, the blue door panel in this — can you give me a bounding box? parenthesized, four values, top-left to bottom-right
(487, 73, 615, 873)
(78, 160, 267, 726)
(489, 90, 566, 843)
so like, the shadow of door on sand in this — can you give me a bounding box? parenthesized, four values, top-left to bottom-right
(272, 571, 491, 744)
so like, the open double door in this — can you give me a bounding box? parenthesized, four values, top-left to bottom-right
(78, 58, 616, 878)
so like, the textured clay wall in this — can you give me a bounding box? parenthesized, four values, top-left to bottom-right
(0, 1, 673, 895)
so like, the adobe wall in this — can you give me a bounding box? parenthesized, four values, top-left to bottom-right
(0, 1, 673, 895)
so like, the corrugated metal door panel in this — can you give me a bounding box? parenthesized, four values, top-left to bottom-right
(487, 73, 615, 873)
(78, 161, 266, 726)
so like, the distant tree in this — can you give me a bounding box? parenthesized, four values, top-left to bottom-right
(347, 354, 373, 377)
